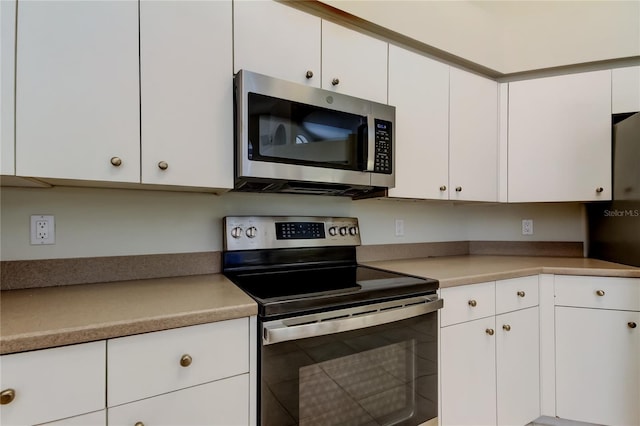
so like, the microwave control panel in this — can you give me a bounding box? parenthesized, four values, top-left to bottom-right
(374, 119, 392, 174)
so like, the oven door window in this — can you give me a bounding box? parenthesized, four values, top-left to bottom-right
(247, 93, 367, 171)
(260, 313, 437, 426)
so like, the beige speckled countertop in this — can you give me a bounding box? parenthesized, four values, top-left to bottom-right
(362, 255, 640, 288)
(2, 256, 639, 355)
(0, 274, 257, 355)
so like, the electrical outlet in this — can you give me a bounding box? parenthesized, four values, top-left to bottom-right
(521, 219, 533, 236)
(30, 215, 55, 245)
(395, 219, 404, 237)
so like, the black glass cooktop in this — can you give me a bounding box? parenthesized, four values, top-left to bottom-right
(225, 264, 438, 319)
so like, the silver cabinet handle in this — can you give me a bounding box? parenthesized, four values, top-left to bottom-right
(629, 322, 637, 329)
(455, 186, 462, 192)
(503, 324, 511, 331)
(596, 290, 605, 297)
(596, 187, 604, 193)
(517, 291, 526, 297)
(110, 157, 122, 167)
(468, 300, 477, 307)
(486, 328, 494, 336)
(263, 296, 442, 345)
(331, 78, 340, 86)
(305, 70, 314, 79)
(439, 185, 447, 191)
(158, 161, 168, 170)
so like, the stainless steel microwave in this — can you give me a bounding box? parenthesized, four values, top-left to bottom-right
(233, 70, 395, 198)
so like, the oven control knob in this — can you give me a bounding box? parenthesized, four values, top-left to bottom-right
(339, 226, 348, 236)
(328, 226, 338, 236)
(246, 226, 257, 238)
(348, 226, 359, 236)
(231, 227, 243, 239)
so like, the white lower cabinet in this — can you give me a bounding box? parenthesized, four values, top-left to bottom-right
(0, 341, 106, 426)
(495, 307, 539, 426)
(441, 315, 497, 426)
(554, 276, 640, 426)
(0, 317, 254, 426)
(107, 375, 249, 426)
(440, 276, 540, 426)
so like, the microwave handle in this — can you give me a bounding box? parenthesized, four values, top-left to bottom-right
(365, 113, 376, 171)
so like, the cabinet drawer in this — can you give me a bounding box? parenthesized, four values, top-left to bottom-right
(496, 275, 539, 314)
(108, 374, 249, 426)
(40, 410, 106, 426)
(441, 281, 495, 327)
(107, 318, 249, 407)
(0, 341, 106, 426)
(555, 275, 640, 311)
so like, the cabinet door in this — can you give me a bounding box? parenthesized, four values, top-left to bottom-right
(387, 45, 449, 199)
(0, 341, 105, 426)
(15, 0, 139, 182)
(321, 20, 388, 104)
(1, 0, 16, 175)
(140, 0, 233, 189)
(508, 70, 612, 202)
(440, 316, 497, 426)
(556, 307, 640, 426)
(496, 307, 540, 426)
(233, 0, 321, 87)
(449, 68, 498, 202)
(612, 66, 640, 114)
(107, 375, 249, 426)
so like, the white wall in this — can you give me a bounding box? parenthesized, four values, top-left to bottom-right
(0, 187, 585, 261)
(320, 0, 640, 74)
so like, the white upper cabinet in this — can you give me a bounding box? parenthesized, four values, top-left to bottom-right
(15, 0, 140, 183)
(449, 68, 499, 201)
(140, 0, 233, 189)
(508, 70, 612, 202)
(387, 45, 449, 199)
(612, 66, 640, 114)
(321, 20, 388, 104)
(1, 0, 16, 175)
(233, 0, 321, 87)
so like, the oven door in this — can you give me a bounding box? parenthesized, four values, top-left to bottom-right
(259, 295, 442, 426)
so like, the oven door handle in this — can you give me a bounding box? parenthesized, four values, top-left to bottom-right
(262, 296, 443, 345)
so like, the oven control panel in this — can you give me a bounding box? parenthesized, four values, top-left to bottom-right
(224, 216, 361, 251)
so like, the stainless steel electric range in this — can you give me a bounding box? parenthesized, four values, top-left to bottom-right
(222, 216, 442, 426)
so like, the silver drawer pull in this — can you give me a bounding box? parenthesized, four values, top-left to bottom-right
(596, 290, 605, 297)
(503, 324, 511, 331)
(629, 322, 637, 329)
(486, 328, 494, 336)
(517, 291, 526, 297)
(468, 300, 477, 307)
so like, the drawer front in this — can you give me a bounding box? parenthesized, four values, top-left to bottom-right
(0, 341, 106, 426)
(441, 281, 495, 327)
(555, 275, 640, 311)
(107, 318, 249, 407)
(107, 374, 249, 426)
(40, 410, 106, 426)
(496, 275, 539, 314)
